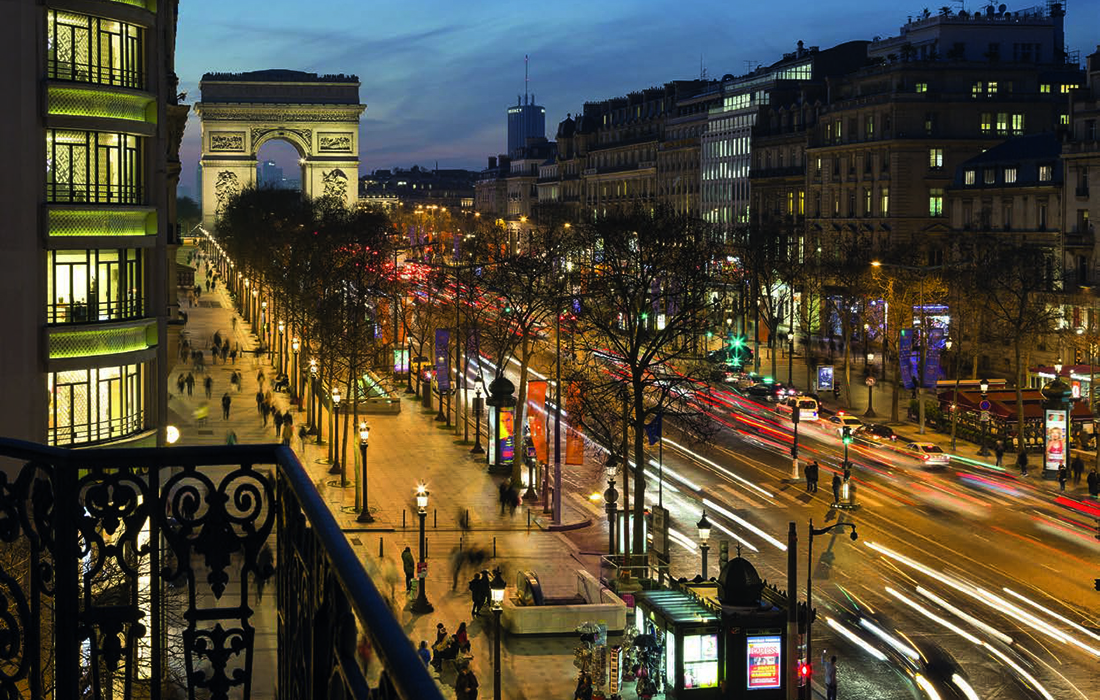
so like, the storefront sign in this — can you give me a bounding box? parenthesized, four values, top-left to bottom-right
(1044, 409, 1068, 471)
(746, 634, 782, 690)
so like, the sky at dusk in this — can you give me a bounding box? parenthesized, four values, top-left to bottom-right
(174, 0, 1095, 195)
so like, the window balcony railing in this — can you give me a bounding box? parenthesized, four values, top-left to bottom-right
(48, 298, 145, 325)
(47, 182, 144, 205)
(0, 439, 440, 700)
(47, 60, 144, 90)
(48, 410, 144, 446)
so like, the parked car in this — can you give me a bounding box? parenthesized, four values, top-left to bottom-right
(776, 395, 820, 421)
(826, 412, 864, 436)
(901, 441, 951, 467)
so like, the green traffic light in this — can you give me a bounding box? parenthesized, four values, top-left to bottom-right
(731, 336, 745, 348)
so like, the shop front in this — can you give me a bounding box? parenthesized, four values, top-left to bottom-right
(633, 589, 722, 697)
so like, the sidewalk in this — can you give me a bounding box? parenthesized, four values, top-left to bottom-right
(170, 246, 610, 699)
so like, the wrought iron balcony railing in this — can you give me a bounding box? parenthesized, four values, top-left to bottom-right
(0, 439, 441, 700)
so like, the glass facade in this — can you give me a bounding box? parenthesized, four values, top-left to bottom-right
(47, 10, 144, 89)
(48, 363, 144, 446)
(46, 129, 144, 204)
(47, 249, 143, 324)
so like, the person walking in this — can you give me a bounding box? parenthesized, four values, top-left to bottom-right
(221, 392, 232, 420)
(281, 418, 293, 446)
(401, 546, 415, 591)
(455, 621, 470, 653)
(257, 369, 265, 391)
(1057, 464, 1068, 492)
(230, 347, 237, 364)
(176, 373, 186, 395)
(417, 640, 431, 667)
(1088, 468, 1099, 499)
(1072, 454, 1085, 486)
(260, 401, 271, 427)
(994, 440, 1005, 468)
(1017, 450, 1029, 477)
(272, 409, 283, 437)
(807, 461, 819, 493)
(255, 390, 264, 414)
(256, 543, 274, 602)
(203, 375, 213, 399)
(455, 666, 479, 700)
(831, 473, 842, 506)
(185, 372, 195, 396)
(221, 344, 229, 363)
(468, 572, 486, 617)
(822, 650, 838, 700)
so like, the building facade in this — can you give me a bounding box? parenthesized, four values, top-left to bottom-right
(0, 0, 181, 446)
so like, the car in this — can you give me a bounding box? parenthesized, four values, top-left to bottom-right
(710, 363, 739, 384)
(776, 395, 820, 421)
(827, 413, 864, 436)
(706, 346, 754, 368)
(902, 441, 951, 467)
(858, 423, 898, 444)
(744, 380, 785, 401)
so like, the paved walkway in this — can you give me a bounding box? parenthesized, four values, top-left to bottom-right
(169, 246, 616, 700)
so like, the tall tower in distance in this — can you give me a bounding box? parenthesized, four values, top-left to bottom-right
(507, 55, 546, 157)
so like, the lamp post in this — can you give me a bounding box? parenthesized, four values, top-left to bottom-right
(330, 387, 343, 480)
(604, 458, 619, 555)
(261, 300, 268, 358)
(411, 485, 434, 613)
(787, 331, 795, 387)
(357, 422, 373, 523)
(806, 520, 857, 691)
(277, 320, 285, 374)
(309, 359, 320, 438)
(291, 337, 300, 409)
(471, 386, 485, 454)
(864, 352, 877, 418)
(978, 377, 990, 456)
(489, 568, 506, 700)
(697, 510, 712, 580)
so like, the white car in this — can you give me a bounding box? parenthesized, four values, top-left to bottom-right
(826, 413, 863, 436)
(776, 396, 820, 422)
(902, 442, 951, 467)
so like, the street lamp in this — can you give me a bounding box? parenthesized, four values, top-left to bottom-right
(277, 320, 286, 374)
(604, 457, 620, 554)
(309, 359, 320, 439)
(490, 568, 507, 700)
(330, 387, 343, 480)
(291, 337, 300, 409)
(411, 485, 434, 613)
(357, 422, 373, 523)
(864, 352, 877, 418)
(787, 331, 795, 387)
(697, 510, 712, 580)
(806, 519, 857, 688)
(978, 377, 991, 456)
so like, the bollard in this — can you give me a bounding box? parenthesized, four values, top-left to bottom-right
(527, 509, 531, 528)
(379, 537, 384, 558)
(402, 509, 406, 529)
(434, 509, 437, 528)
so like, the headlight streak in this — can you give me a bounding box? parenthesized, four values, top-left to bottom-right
(665, 438, 773, 498)
(1002, 588, 1100, 644)
(951, 674, 981, 700)
(702, 498, 787, 551)
(914, 586, 1014, 646)
(859, 619, 920, 662)
(668, 528, 699, 552)
(824, 616, 888, 661)
(914, 673, 943, 700)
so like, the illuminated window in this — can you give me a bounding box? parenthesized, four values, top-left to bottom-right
(1040, 83, 1051, 93)
(865, 116, 874, 139)
(929, 188, 944, 217)
(1011, 114, 1025, 135)
(915, 82, 928, 93)
(984, 168, 996, 184)
(965, 170, 976, 185)
(798, 190, 805, 216)
(1061, 84, 1080, 94)
(46, 130, 144, 204)
(980, 112, 992, 135)
(928, 148, 943, 169)
(48, 363, 145, 446)
(996, 113, 1008, 135)
(1039, 165, 1052, 181)
(864, 188, 871, 216)
(47, 249, 143, 324)
(880, 187, 889, 216)
(1061, 114, 1070, 125)
(47, 10, 144, 89)
(987, 81, 998, 96)
(971, 81, 984, 98)
(1004, 167, 1017, 184)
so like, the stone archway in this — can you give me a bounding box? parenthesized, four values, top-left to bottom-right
(195, 69, 365, 229)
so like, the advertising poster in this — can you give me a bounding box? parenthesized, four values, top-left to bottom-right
(393, 347, 409, 374)
(527, 380, 548, 462)
(499, 407, 515, 464)
(746, 635, 782, 690)
(565, 382, 586, 465)
(488, 409, 497, 465)
(1044, 409, 1068, 471)
(434, 329, 450, 391)
(817, 366, 834, 393)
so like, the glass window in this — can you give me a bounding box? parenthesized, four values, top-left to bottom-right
(665, 628, 677, 690)
(915, 82, 928, 93)
(881, 187, 889, 216)
(683, 634, 719, 689)
(1039, 165, 1053, 181)
(965, 170, 976, 185)
(47, 248, 143, 324)
(865, 116, 874, 139)
(971, 81, 983, 98)
(987, 81, 998, 96)
(984, 168, 996, 184)
(1004, 167, 1017, 184)
(47, 10, 144, 88)
(48, 362, 144, 446)
(996, 113, 1008, 135)
(929, 148, 943, 169)
(1011, 114, 1025, 135)
(1040, 83, 1051, 93)
(929, 188, 944, 217)
(46, 130, 144, 204)
(980, 112, 992, 135)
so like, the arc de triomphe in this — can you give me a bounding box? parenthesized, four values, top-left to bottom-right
(195, 69, 365, 229)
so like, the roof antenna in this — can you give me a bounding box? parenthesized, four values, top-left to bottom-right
(525, 54, 530, 105)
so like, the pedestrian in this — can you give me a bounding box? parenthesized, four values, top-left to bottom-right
(1058, 464, 1068, 492)
(455, 621, 470, 653)
(221, 344, 229, 363)
(803, 461, 812, 492)
(230, 348, 237, 364)
(272, 409, 282, 436)
(831, 473, 842, 505)
(298, 424, 308, 453)
(177, 373, 186, 395)
(498, 481, 509, 515)
(808, 461, 819, 493)
(1072, 454, 1085, 486)
(574, 673, 593, 700)
(822, 650, 838, 700)
(455, 666, 479, 700)
(260, 402, 270, 427)
(1088, 468, 1099, 499)
(417, 640, 431, 667)
(469, 572, 485, 616)
(232, 316, 238, 331)
(257, 369, 265, 390)
(994, 440, 1005, 467)
(401, 546, 415, 591)
(281, 419, 293, 446)
(226, 430, 238, 445)
(255, 390, 264, 414)
(204, 375, 213, 399)
(256, 543, 274, 602)
(1017, 450, 1029, 477)
(222, 392, 231, 420)
(185, 372, 195, 396)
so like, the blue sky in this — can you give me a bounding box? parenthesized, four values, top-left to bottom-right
(175, 0, 1093, 194)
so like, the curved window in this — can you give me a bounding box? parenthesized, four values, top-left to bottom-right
(48, 363, 144, 446)
(47, 130, 144, 204)
(48, 249, 143, 324)
(47, 10, 144, 89)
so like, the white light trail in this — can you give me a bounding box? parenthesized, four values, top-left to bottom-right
(1002, 588, 1100, 644)
(914, 673, 943, 700)
(859, 619, 920, 662)
(665, 438, 773, 498)
(824, 616, 888, 661)
(702, 498, 786, 551)
(668, 528, 699, 552)
(915, 587, 1014, 646)
(951, 674, 982, 700)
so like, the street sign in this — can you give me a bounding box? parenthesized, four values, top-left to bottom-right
(980, 410, 990, 422)
(979, 399, 991, 411)
(865, 376, 876, 387)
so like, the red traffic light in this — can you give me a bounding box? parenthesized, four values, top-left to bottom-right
(798, 661, 812, 679)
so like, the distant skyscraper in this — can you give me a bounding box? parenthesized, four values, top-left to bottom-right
(258, 159, 285, 188)
(507, 55, 545, 157)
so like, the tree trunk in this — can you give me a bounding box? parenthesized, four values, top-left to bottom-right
(1014, 338, 1026, 454)
(891, 330, 901, 423)
(632, 383, 647, 560)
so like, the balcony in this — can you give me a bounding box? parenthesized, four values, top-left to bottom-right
(0, 439, 439, 700)
(1065, 225, 1096, 247)
(1076, 186, 1090, 198)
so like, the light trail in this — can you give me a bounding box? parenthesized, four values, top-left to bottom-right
(1002, 588, 1100, 643)
(914, 673, 942, 700)
(702, 498, 786, 551)
(859, 619, 920, 662)
(914, 586, 1013, 646)
(951, 674, 981, 700)
(824, 616, 888, 661)
(665, 438, 773, 498)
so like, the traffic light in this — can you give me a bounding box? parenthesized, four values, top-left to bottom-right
(730, 335, 745, 349)
(842, 426, 853, 445)
(798, 661, 812, 685)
